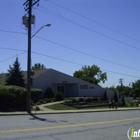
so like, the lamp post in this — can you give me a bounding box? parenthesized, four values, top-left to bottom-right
(31, 23, 51, 38)
(27, 23, 51, 114)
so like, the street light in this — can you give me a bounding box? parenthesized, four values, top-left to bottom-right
(31, 23, 51, 38)
(27, 23, 51, 114)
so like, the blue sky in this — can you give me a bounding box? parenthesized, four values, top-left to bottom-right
(0, 0, 140, 88)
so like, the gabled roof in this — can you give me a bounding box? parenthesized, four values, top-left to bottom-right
(1, 68, 103, 89)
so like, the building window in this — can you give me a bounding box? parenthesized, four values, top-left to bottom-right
(80, 85, 88, 89)
(57, 86, 60, 91)
(57, 86, 64, 93)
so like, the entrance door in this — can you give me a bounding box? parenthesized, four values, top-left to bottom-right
(57, 85, 64, 94)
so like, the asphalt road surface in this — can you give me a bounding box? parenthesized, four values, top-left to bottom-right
(0, 110, 140, 140)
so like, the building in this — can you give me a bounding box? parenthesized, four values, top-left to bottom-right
(31, 69, 114, 99)
(1, 68, 115, 99)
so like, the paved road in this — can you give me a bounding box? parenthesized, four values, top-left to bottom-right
(0, 110, 140, 140)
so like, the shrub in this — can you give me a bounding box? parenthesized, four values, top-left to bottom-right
(0, 88, 15, 111)
(129, 101, 138, 107)
(31, 102, 35, 106)
(97, 97, 101, 101)
(36, 101, 41, 105)
(31, 88, 43, 102)
(87, 97, 92, 102)
(125, 102, 131, 107)
(44, 98, 49, 103)
(84, 98, 88, 102)
(48, 98, 55, 103)
(55, 92, 64, 101)
(64, 99, 72, 104)
(43, 100, 47, 104)
(39, 99, 44, 104)
(0, 85, 27, 110)
(35, 106, 40, 111)
(79, 98, 84, 102)
(76, 99, 79, 103)
(44, 87, 54, 99)
(91, 97, 98, 102)
(72, 98, 78, 103)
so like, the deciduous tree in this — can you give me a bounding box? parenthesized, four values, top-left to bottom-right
(32, 63, 46, 70)
(73, 65, 107, 85)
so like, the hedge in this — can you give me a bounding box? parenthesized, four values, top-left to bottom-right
(0, 85, 43, 111)
(1, 85, 27, 110)
(31, 88, 43, 102)
(0, 88, 15, 111)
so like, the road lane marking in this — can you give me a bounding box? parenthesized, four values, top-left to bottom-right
(0, 117, 140, 134)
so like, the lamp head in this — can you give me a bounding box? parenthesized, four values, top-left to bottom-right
(45, 23, 51, 27)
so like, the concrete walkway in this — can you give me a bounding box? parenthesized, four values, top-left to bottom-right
(35, 101, 64, 111)
(0, 102, 139, 116)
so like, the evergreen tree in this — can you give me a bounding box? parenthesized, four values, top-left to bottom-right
(121, 96, 125, 106)
(0, 74, 2, 86)
(44, 87, 54, 99)
(114, 92, 118, 102)
(103, 90, 107, 100)
(6, 57, 26, 87)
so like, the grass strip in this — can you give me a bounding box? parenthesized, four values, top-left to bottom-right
(45, 103, 76, 110)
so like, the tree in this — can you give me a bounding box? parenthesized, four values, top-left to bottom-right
(131, 80, 140, 98)
(103, 90, 107, 100)
(73, 65, 107, 85)
(121, 96, 125, 106)
(116, 85, 131, 97)
(6, 57, 26, 87)
(0, 74, 2, 86)
(32, 63, 46, 70)
(114, 92, 118, 102)
(108, 85, 117, 92)
(44, 87, 54, 99)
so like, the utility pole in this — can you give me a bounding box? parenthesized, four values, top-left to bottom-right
(23, 0, 39, 114)
(119, 78, 123, 96)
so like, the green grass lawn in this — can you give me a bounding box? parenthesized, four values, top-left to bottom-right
(45, 103, 76, 110)
(45, 103, 112, 110)
(79, 106, 110, 110)
(45, 103, 136, 110)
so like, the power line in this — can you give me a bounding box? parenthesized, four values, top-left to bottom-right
(32, 51, 83, 66)
(0, 51, 26, 63)
(0, 47, 140, 79)
(0, 47, 27, 52)
(0, 30, 27, 35)
(38, 6, 140, 51)
(1, 32, 140, 73)
(1, 29, 140, 72)
(46, 0, 140, 43)
(35, 36, 140, 72)
(1, 35, 140, 72)
(1, 28, 140, 72)
(31, 51, 140, 79)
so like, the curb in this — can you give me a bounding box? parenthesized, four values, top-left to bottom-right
(0, 108, 139, 116)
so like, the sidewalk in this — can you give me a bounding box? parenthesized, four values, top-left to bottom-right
(0, 101, 140, 116)
(36, 101, 64, 111)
